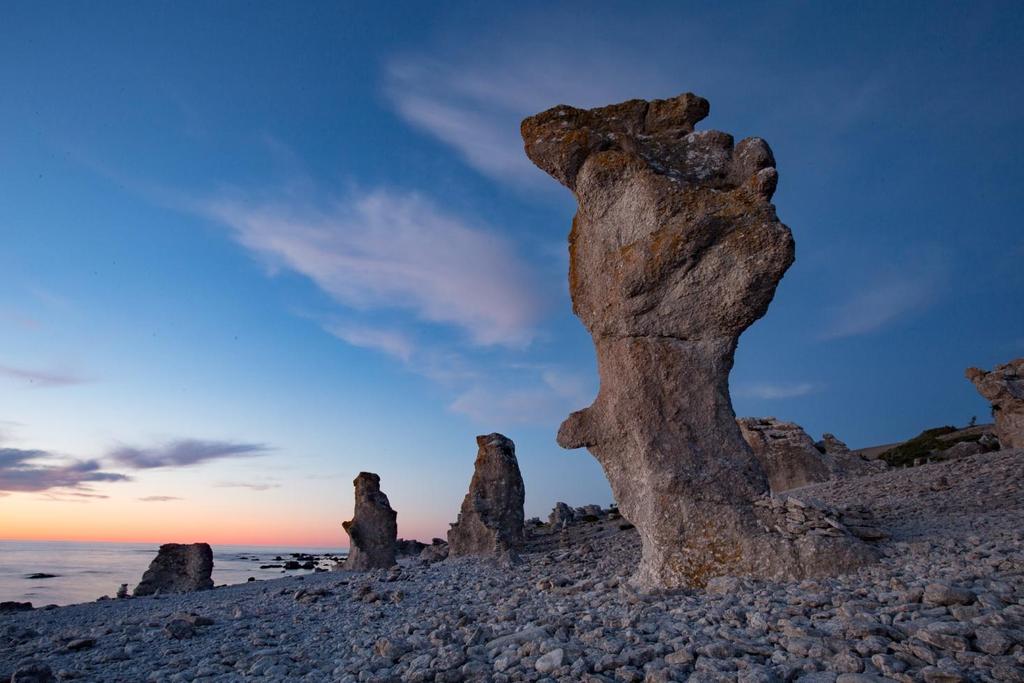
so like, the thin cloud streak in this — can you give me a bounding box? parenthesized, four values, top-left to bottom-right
(325, 322, 414, 362)
(733, 382, 819, 400)
(204, 189, 544, 347)
(108, 439, 269, 470)
(820, 250, 949, 340)
(214, 481, 280, 491)
(138, 495, 182, 502)
(0, 364, 89, 388)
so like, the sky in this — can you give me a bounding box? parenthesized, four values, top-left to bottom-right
(1, 1, 1022, 547)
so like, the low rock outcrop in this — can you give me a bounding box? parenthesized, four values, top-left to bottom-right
(522, 92, 876, 589)
(448, 434, 525, 557)
(133, 543, 214, 597)
(966, 358, 1024, 449)
(342, 472, 397, 571)
(738, 417, 832, 493)
(740, 417, 884, 492)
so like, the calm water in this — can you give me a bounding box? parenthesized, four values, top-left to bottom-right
(0, 541, 345, 607)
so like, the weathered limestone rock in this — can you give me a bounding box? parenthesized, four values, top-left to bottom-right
(549, 502, 575, 528)
(342, 472, 397, 570)
(966, 358, 1024, 449)
(448, 433, 525, 557)
(522, 92, 876, 589)
(133, 543, 213, 597)
(738, 417, 831, 493)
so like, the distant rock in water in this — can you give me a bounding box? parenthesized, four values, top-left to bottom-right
(522, 92, 876, 589)
(967, 358, 1024, 449)
(133, 543, 213, 597)
(342, 472, 397, 570)
(448, 433, 525, 557)
(24, 573, 58, 580)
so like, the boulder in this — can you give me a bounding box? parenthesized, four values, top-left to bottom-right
(133, 543, 214, 597)
(448, 433, 525, 557)
(966, 358, 1024, 449)
(548, 502, 575, 527)
(342, 472, 397, 570)
(738, 417, 832, 493)
(522, 92, 876, 589)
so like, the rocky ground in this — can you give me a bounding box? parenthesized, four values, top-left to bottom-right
(2, 450, 1022, 683)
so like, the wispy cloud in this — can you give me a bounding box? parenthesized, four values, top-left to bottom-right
(108, 439, 269, 470)
(324, 322, 415, 362)
(214, 481, 280, 491)
(0, 448, 129, 493)
(733, 382, 819, 400)
(138, 495, 182, 502)
(203, 189, 544, 347)
(449, 368, 594, 425)
(820, 249, 949, 340)
(0, 364, 89, 388)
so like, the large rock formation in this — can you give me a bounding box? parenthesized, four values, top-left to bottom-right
(448, 433, 525, 557)
(342, 472, 397, 570)
(522, 93, 876, 589)
(738, 417, 832, 493)
(133, 543, 214, 597)
(966, 358, 1024, 449)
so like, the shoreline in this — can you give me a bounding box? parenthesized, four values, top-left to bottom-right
(2, 449, 1022, 682)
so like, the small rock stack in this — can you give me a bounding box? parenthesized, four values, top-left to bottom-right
(448, 433, 525, 557)
(342, 472, 397, 571)
(133, 543, 214, 597)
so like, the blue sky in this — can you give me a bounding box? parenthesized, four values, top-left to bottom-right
(1, 1, 1022, 543)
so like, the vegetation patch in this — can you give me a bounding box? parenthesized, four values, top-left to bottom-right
(880, 426, 983, 467)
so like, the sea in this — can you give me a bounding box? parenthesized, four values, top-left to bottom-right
(0, 541, 346, 607)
